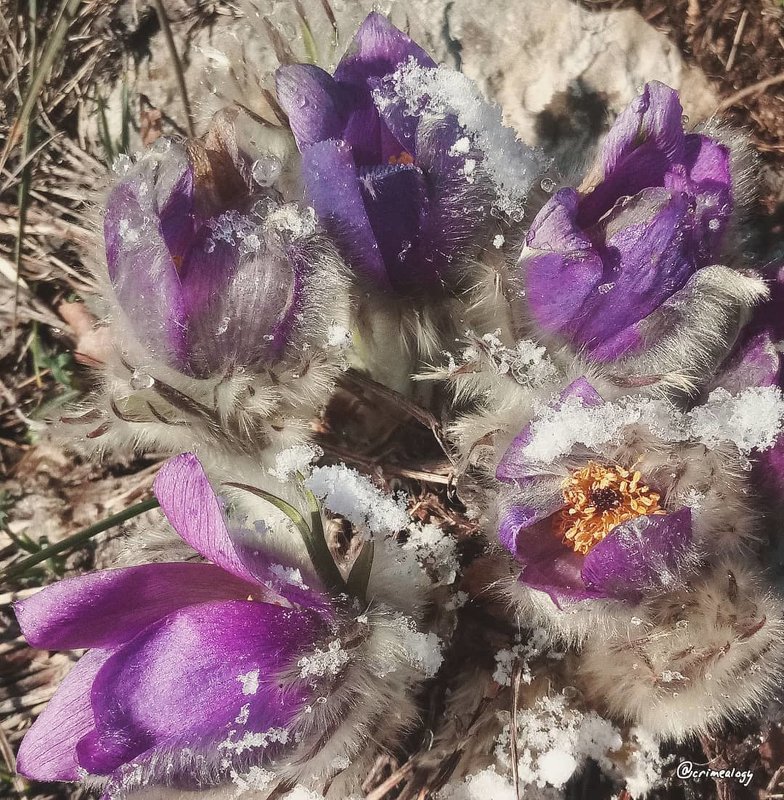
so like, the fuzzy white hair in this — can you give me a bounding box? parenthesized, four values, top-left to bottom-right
(578, 561, 784, 740)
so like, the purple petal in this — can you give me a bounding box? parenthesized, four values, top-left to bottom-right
(523, 189, 606, 335)
(76, 600, 324, 775)
(335, 13, 436, 87)
(504, 511, 594, 603)
(104, 156, 190, 367)
(496, 378, 603, 482)
(714, 331, 780, 393)
(359, 163, 433, 292)
(581, 508, 692, 602)
(275, 65, 349, 151)
(14, 562, 256, 650)
(498, 494, 564, 553)
(16, 648, 114, 782)
(153, 454, 266, 586)
(570, 189, 696, 354)
(152, 454, 330, 610)
(600, 82, 685, 180)
(669, 133, 732, 259)
(301, 140, 391, 289)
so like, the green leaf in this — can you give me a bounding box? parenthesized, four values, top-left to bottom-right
(346, 540, 374, 602)
(224, 482, 348, 596)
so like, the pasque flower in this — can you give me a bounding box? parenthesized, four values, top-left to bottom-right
(514, 82, 765, 384)
(14, 454, 433, 798)
(495, 377, 761, 609)
(275, 12, 524, 297)
(104, 129, 343, 378)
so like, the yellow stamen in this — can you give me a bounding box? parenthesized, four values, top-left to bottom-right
(554, 461, 666, 555)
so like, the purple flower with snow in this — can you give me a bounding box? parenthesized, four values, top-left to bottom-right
(494, 377, 758, 605)
(514, 82, 764, 380)
(105, 132, 343, 378)
(14, 453, 346, 796)
(275, 13, 495, 296)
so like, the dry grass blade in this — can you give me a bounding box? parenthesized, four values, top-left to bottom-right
(0, 0, 81, 177)
(151, 0, 196, 137)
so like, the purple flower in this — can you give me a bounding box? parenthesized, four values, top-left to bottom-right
(104, 137, 328, 378)
(517, 82, 736, 363)
(496, 378, 694, 604)
(14, 453, 342, 794)
(714, 265, 784, 491)
(275, 13, 490, 295)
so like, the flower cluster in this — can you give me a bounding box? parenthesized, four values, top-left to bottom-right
(13, 9, 784, 800)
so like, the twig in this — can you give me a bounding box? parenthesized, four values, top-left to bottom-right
(340, 370, 455, 464)
(319, 442, 452, 486)
(725, 9, 748, 73)
(717, 71, 784, 113)
(151, 0, 195, 137)
(364, 760, 416, 800)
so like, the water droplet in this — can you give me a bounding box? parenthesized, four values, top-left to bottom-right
(675, 619, 688, 630)
(681, 114, 689, 126)
(708, 218, 720, 231)
(540, 177, 556, 193)
(130, 369, 154, 390)
(630, 616, 643, 626)
(263, 334, 275, 341)
(252, 155, 283, 187)
(598, 282, 615, 295)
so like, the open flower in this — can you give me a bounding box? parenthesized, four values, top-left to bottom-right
(14, 454, 427, 797)
(495, 377, 761, 611)
(105, 129, 344, 378)
(514, 82, 765, 387)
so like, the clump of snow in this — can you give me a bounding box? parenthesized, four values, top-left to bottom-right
(495, 694, 623, 789)
(281, 788, 327, 800)
(492, 628, 551, 686)
(305, 464, 409, 535)
(237, 669, 260, 696)
(404, 523, 459, 585)
(326, 322, 352, 349)
(373, 59, 550, 219)
(204, 210, 260, 254)
(220, 726, 290, 755)
(265, 203, 317, 239)
(235, 703, 250, 725)
(493, 234, 505, 248)
(460, 332, 557, 387)
(687, 386, 784, 455)
(621, 728, 667, 797)
(298, 639, 351, 679)
(269, 564, 308, 589)
(229, 765, 275, 794)
(437, 768, 520, 800)
(269, 444, 322, 481)
(387, 614, 444, 678)
(520, 383, 784, 464)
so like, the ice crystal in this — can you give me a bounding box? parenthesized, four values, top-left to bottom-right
(269, 444, 322, 481)
(496, 694, 622, 789)
(298, 639, 350, 679)
(305, 465, 409, 535)
(373, 59, 549, 218)
(403, 523, 459, 585)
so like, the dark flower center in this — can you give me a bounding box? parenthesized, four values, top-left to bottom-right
(589, 486, 622, 511)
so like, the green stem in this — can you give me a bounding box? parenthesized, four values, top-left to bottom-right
(1, 498, 160, 583)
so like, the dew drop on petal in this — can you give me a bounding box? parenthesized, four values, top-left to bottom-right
(130, 369, 154, 390)
(252, 155, 283, 187)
